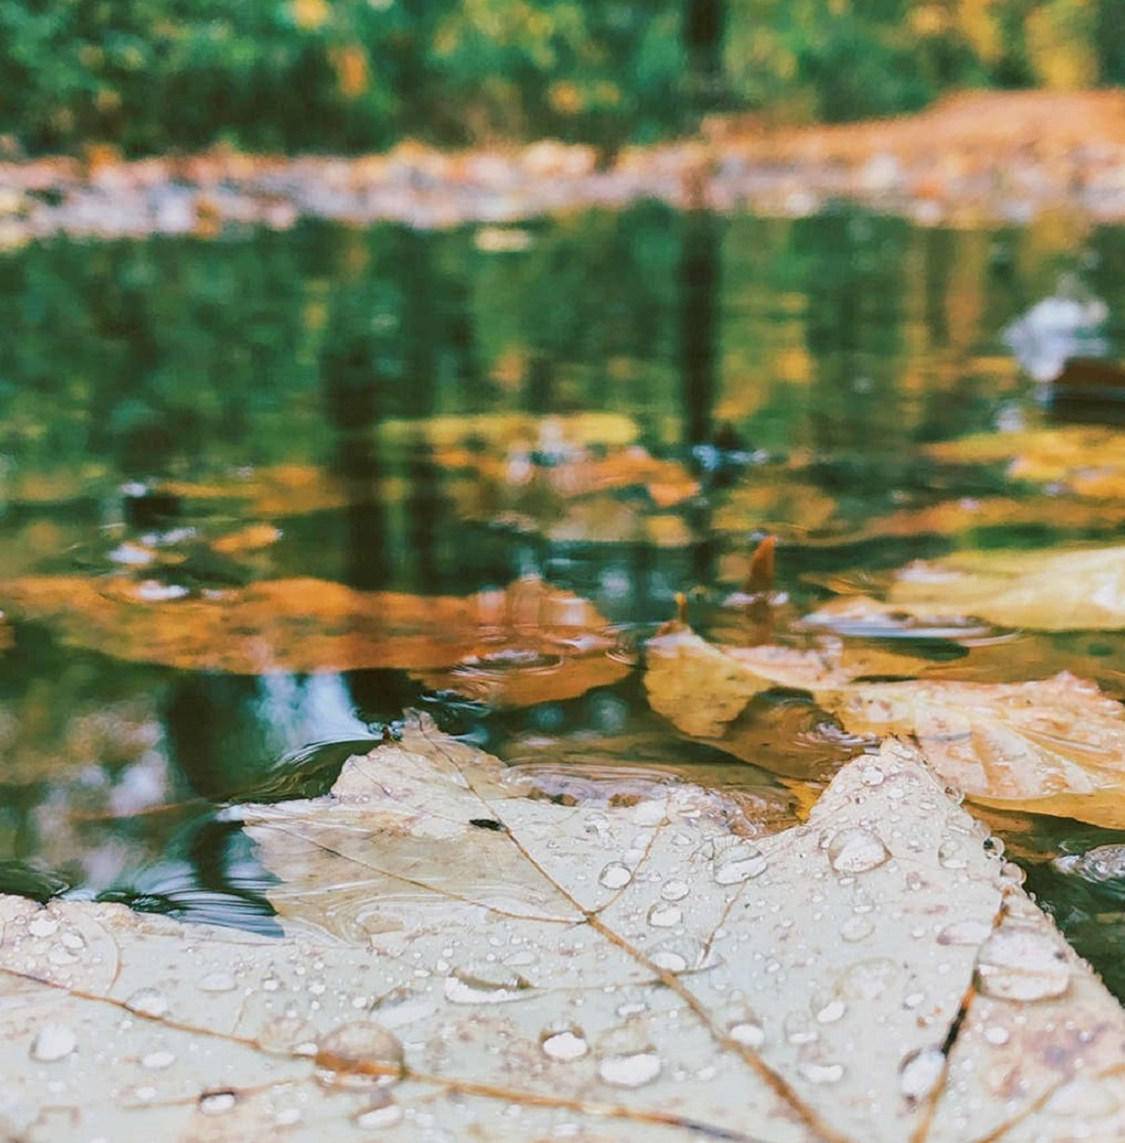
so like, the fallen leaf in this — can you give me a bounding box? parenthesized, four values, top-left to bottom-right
(0, 574, 621, 688)
(858, 494, 1125, 541)
(543, 447, 700, 507)
(544, 497, 695, 547)
(801, 593, 993, 640)
(1, 723, 1121, 1140)
(412, 644, 629, 709)
(928, 426, 1125, 499)
(379, 411, 638, 453)
(713, 480, 838, 538)
(822, 672, 1125, 827)
(644, 625, 925, 739)
(163, 464, 350, 518)
(210, 523, 283, 555)
(886, 545, 1125, 630)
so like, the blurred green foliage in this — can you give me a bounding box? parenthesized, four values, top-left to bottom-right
(0, 1, 1120, 154)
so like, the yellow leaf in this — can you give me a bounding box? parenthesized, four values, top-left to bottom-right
(644, 625, 925, 739)
(0, 574, 620, 684)
(290, 0, 329, 31)
(927, 426, 1125, 499)
(823, 672, 1125, 827)
(331, 44, 369, 100)
(886, 545, 1125, 631)
(210, 523, 282, 555)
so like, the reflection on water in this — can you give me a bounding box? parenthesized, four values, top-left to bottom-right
(0, 207, 1122, 986)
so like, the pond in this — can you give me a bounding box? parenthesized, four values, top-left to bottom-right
(0, 205, 1122, 994)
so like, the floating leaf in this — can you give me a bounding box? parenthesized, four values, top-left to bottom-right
(644, 625, 925, 739)
(0, 574, 619, 689)
(713, 480, 838, 538)
(859, 494, 1125, 541)
(823, 672, 1125, 827)
(412, 643, 629, 709)
(0, 724, 1121, 1140)
(801, 593, 993, 640)
(885, 545, 1125, 631)
(928, 426, 1125, 499)
(209, 523, 283, 555)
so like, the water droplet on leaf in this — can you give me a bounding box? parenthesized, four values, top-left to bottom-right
(125, 988, 170, 1019)
(598, 1051, 662, 1088)
(975, 925, 1070, 1001)
(647, 901, 683, 928)
(712, 843, 767, 885)
(827, 828, 889, 874)
(316, 1021, 405, 1086)
(541, 1029, 588, 1062)
(598, 862, 633, 890)
(30, 1024, 76, 1062)
(899, 1046, 945, 1103)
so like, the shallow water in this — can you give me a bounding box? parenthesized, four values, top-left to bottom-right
(0, 207, 1122, 991)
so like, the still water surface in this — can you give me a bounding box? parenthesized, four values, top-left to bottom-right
(0, 206, 1122, 990)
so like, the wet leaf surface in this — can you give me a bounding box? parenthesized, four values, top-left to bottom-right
(823, 673, 1125, 829)
(1, 719, 1121, 1141)
(644, 625, 925, 740)
(0, 574, 621, 693)
(884, 545, 1125, 631)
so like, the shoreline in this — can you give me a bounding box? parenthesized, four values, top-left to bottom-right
(1, 90, 1122, 246)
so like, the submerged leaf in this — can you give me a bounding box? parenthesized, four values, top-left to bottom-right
(0, 723, 1121, 1140)
(823, 672, 1125, 827)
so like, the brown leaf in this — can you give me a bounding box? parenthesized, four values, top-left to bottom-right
(886, 545, 1125, 631)
(0, 574, 620, 683)
(644, 625, 926, 740)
